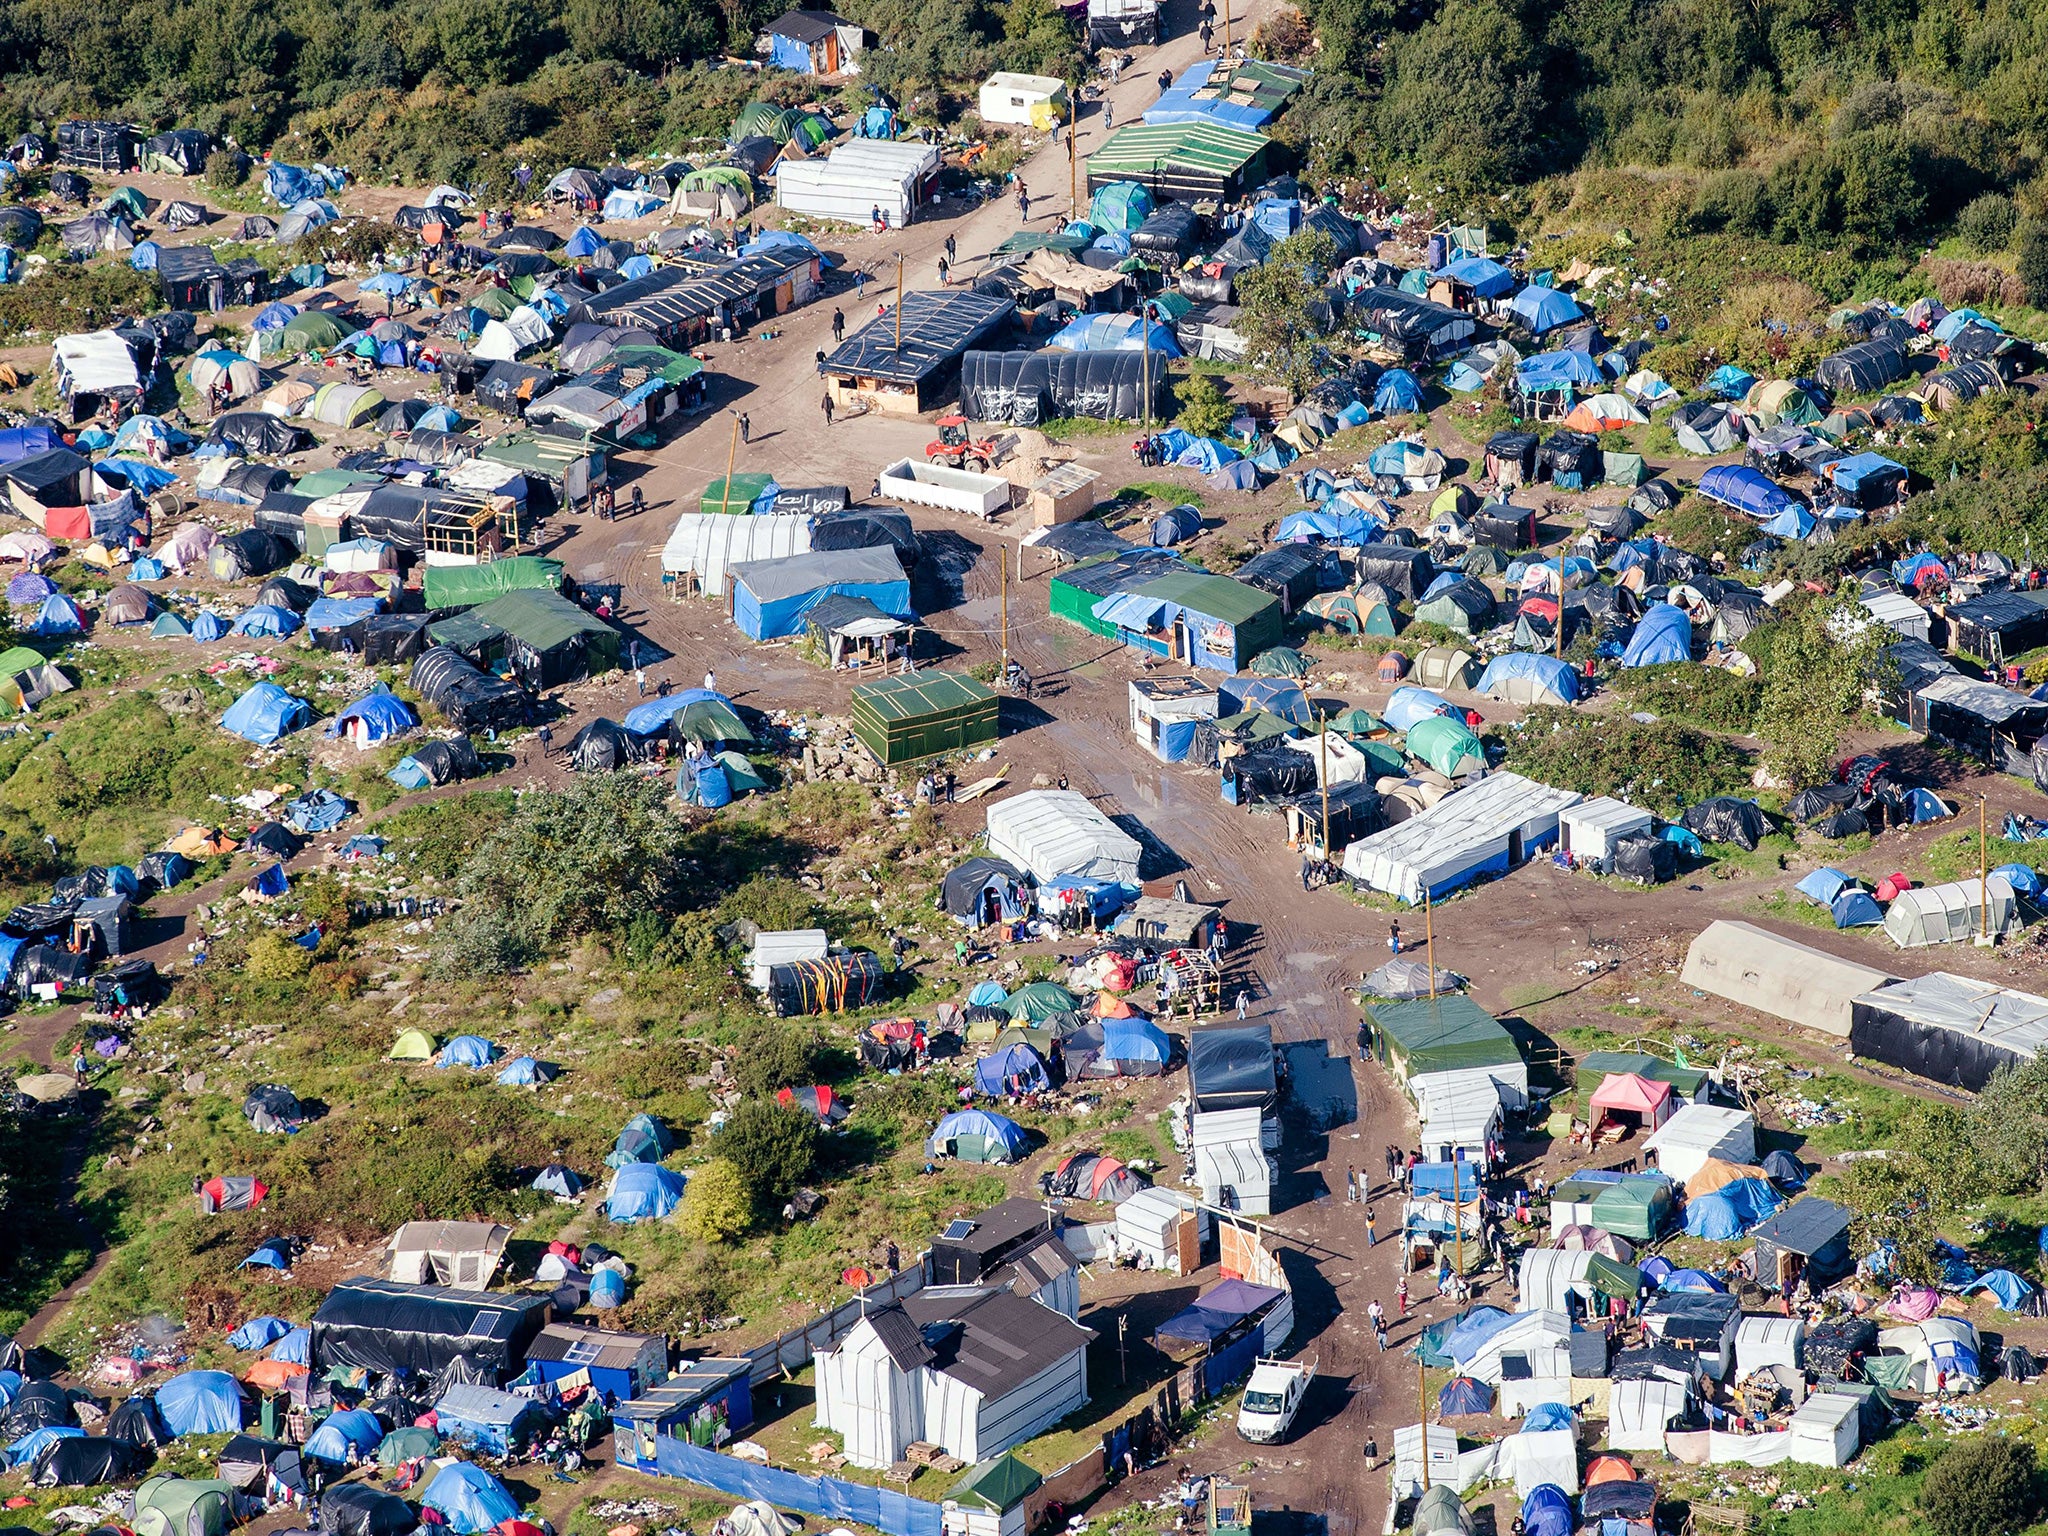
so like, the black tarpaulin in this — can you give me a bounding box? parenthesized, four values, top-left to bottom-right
(766, 951, 884, 1016)
(1353, 543, 1435, 601)
(206, 412, 309, 456)
(1188, 1023, 1275, 1110)
(309, 1278, 550, 1391)
(6, 1381, 71, 1435)
(409, 647, 528, 733)
(567, 718, 641, 773)
(1225, 743, 1318, 801)
(404, 738, 480, 785)
(1679, 796, 1769, 850)
(321, 1484, 417, 1536)
(106, 1394, 169, 1450)
(812, 508, 920, 566)
(1612, 834, 1675, 885)
(1816, 338, 1907, 396)
(32, 1435, 137, 1487)
(219, 1434, 305, 1493)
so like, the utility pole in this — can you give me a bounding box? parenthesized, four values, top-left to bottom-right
(893, 253, 904, 351)
(1424, 886, 1436, 999)
(999, 545, 1010, 681)
(1319, 714, 1331, 872)
(718, 413, 739, 515)
(1142, 319, 1152, 436)
(1221, 0, 1232, 57)
(1069, 98, 1079, 218)
(1118, 1313, 1129, 1384)
(1417, 1364, 1431, 1490)
(1980, 795, 1991, 937)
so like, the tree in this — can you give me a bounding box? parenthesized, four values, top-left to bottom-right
(1958, 192, 2018, 253)
(678, 1158, 752, 1243)
(1231, 228, 1338, 402)
(1753, 586, 1892, 788)
(2017, 219, 2048, 308)
(1967, 1049, 2048, 1195)
(1175, 374, 1234, 438)
(246, 933, 313, 982)
(718, 1100, 818, 1207)
(1922, 1436, 2037, 1536)
(731, 1023, 823, 1100)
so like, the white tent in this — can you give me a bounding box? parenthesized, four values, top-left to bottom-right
(1412, 1072, 1504, 1163)
(1704, 1428, 1793, 1465)
(1343, 772, 1582, 905)
(985, 790, 1141, 883)
(473, 306, 553, 362)
(1787, 1392, 1860, 1467)
(1607, 1378, 1689, 1452)
(1493, 1429, 1579, 1495)
(1876, 1317, 1981, 1393)
(1462, 1310, 1571, 1387)
(1643, 1104, 1756, 1183)
(661, 512, 814, 597)
(1558, 797, 1653, 872)
(1862, 589, 1930, 642)
(1733, 1317, 1804, 1377)
(1192, 1107, 1272, 1216)
(1884, 877, 2020, 948)
(54, 331, 140, 401)
(1680, 920, 1899, 1038)
(1281, 729, 1373, 787)
(777, 141, 940, 229)
(1517, 1249, 1593, 1314)
(386, 1220, 510, 1288)
(1390, 1424, 1461, 1497)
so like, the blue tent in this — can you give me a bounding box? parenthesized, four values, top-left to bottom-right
(617, 255, 653, 280)
(132, 557, 168, 582)
(1384, 686, 1456, 732)
(1277, 509, 1382, 544)
(241, 1238, 293, 1270)
(228, 1316, 290, 1351)
(563, 225, 604, 257)
(1661, 1268, 1729, 1292)
(229, 604, 301, 638)
(1796, 868, 1852, 904)
(1172, 437, 1241, 474)
(157, 1370, 244, 1435)
(1150, 504, 1203, 545)
(1373, 369, 1421, 414)
(1250, 438, 1296, 474)
(103, 457, 177, 495)
(1435, 256, 1515, 298)
(221, 682, 313, 744)
(1996, 863, 2044, 898)
(1707, 364, 1756, 400)
(968, 981, 1009, 1007)
(248, 864, 290, 900)
(191, 610, 230, 643)
(304, 1407, 384, 1464)
(1476, 653, 1580, 705)
(1964, 1269, 2038, 1311)
(622, 686, 731, 735)
(1762, 1150, 1806, 1188)
(1510, 287, 1584, 335)
(1904, 787, 1952, 823)
(1934, 308, 1997, 342)
(533, 1164, 583, 1198)
(253, 301, 301, 332)
(304, 597, 382, 634)
(683, 759, 732, 807)
(929, 1108, 1028, 1160)
(1437, 1376, 1493, 1415)
(1090, 1016, 1172, 1073)
(606, 1163, 685, 1222)
(1219, 674, 1311, 725)
(272, 1327, 311, 1365)
(1760, 506, 1815, 540)
(591, 1268, 627, 1307)
(1699, 464, 1797, 516)
(974, 1041, 1050, 1095)
(0, 423, 59, 465)
(1516, 349, 1604, 393)
(1620, 603, 1692, 668)
(6, 1426, 81, 1468)
(611, 1111, 674, 1167)
(438, 1034, 500, 1069)
(327, 689, 417, 744)
(1092, 232, 1133, 258)
(422, 1462, 521, 1534)
(1683, 1194, 1744, 1240)
(1444, 1306, 1516, 1365)
(1831, 889, 1884, 928)
(1521, 1403, 1577, 1433)
(28, 594, 84, 636)
(496, 1055, 553, 1085)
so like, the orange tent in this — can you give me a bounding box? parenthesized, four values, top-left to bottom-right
(245, 1358, 307, 1389)
(168, 825, 239, 857)
(1585, 1455, 1637, 1486)
(1093, 993, 1142, 1019)
(1685, 1158, 1764, 1198)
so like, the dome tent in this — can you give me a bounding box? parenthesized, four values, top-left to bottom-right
(156, 1372, 244, 1435)
(437, 1034, 500, 1069)
(928, 1107, 1028, 1163)
(610, 1111, 674, 1167)
(605, 1163, 685, 1223)
(421, 1463, 520, 1534)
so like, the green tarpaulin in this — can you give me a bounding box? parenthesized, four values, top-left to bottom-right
(1575, 1051, 1710, 1105)
(1368, 996, 1520, 1081)
(701, 473, 777, 515)
(1589, 1177, 1671, 1241)
(950, 1453, 1044, 1513)
(424, 556, 566, 610)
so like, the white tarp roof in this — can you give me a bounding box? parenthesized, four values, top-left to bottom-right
(1517, 1249, 1592, 1314)
(1643, 1104, 1756, 1179)
(985, 789, 1141, 882)
(1559, 796, 1652, 855)
(1342, 772, 1582, 904)
(1884, 876, 2019, 947)
(661, 512, 815, 591)
(1413, 1072, 1504, 1150)
(1608, 1378, 1689, 1452)
(1862, 589, 1929, 636)
(1851, 970, 2048, 1062)
(1734, 1316, 1804, 1376)
(1282, 730, 1373, 786)
(1493, 1428, 1579, 1496)
(55, 331, 140, 395)
(1680, 920, 1899, 1038)
(1462, 1309, 1571, 1386)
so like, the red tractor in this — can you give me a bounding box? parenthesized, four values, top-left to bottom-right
(925, 414, 1000, 472)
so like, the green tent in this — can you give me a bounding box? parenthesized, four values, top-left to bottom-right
(950, 1454, 1044, 1514)
(102, 186, 151, 220)
(424, 556, 566, 611)
(732, 102, 801, 143)
(1406, 715, 1485, 776)
(1414, 587, 1494, 637)
(1350, 736, 1408, 778)
(1249, 646, 1309, 677)
(391, 1028, 438, 1061)
(1603, 452, 1648, 487)
(1584, 1254, 1644, 1298)
(457, 588, 622, 680)
(1004, 982, 1079, 1021)
(1589, 1176, 1671, 1241)
(1091, 181, 1153, 234)
(850, 671, 1000, 765)
(0, 645, 45, 678)
(671, 698, 755, 747)
(1301, 590, 1365, 634)
(607, 345, 705, 385)
(701, 473, 777, 515)
(1329, 707, 1382, 735)
(1219, 709, 1299, 744)
(134, 1479, 232, 1536)
(1366, 996, 1519, 1081)
(376, 1425, 441, 1465)
(991, 1024, 1057, 1056)
(714, 750, 770, 794)
(472, 286, 521, 319)
(277, 311, 355, 355)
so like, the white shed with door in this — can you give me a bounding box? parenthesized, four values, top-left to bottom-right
(1733, 1316, 1804, 1377)
(1192, 1106, 1273, 1216)
(1787, 1391, 1861, 1466)
(1412, 1072, 1504, 1164)
(979, 73, 1067, 127)
(1114, 1187, 1206, 1272)
(1608, 1378, 1689, 1452)
(1643, 1103, 1756, 1183)
(1558, 797, 1653, 872)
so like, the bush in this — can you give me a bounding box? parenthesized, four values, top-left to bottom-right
(678, 1158, 752, 1243)
(1691, 169, 1771, 235)
(1957, 192, 2018, 254)
(1501, 710, 1752, 815)
(0, 263, 160, 342)
(2018, 220, 2048, 308)
(1606, 664, 1761, 732)
(731, 1023, 823, 1100)
(245, 934, 313, 982)
(717, 1100, 818, 1208)
(1175, 374, 1234, 438)
(203, 149, 245, 192)
(1922, 1436, 2037, 1536)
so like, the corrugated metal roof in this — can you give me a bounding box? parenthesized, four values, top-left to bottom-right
(822, 290, 1017, 386)
(1088, 121, 1270, 177)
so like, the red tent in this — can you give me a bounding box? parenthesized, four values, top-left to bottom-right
(1588, 1073, 1673, 1134)
(777, 1084, 849, 1126)
(200, 1174, 269, 1213)
(1585, 1455, 1637, 1487)
(1875, 872, 1914, 901)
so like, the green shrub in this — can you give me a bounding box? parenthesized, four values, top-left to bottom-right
(717, 1100, 818, 1208)
(678, 1158, 752, 1243)
(1957, 192, 2018, 254)
(203, 149, 246, 192)
(245, 934, 312, 982)
(1175, 374, 1234, 438)
(1922, 1436, 2037, 1536)
(1606, 664, 1761, 732)
(731, 1022, 823, 1100)
(1501, 710, 1751, 814)
(2018, 220, 2048, 308)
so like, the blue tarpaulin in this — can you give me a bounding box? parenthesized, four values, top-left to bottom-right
(438, 1034, 500, 1068)
(304, 596, 382, 632)
(1218, 674, 1310, 724)
(1797, 868, 1852, 904)
(228, 1316, 290, 1351)
(221, 682, 313, 743)
(272, 1326, 310, 1365)
(157, 1370, 244, 1435)
(1699, 464, 1798, 516)
(1445, 1307, 1517, 1365)
(1964, 1269, 2038, 1310)
(1384, 686, 1456, 732)
(305, 1408, 385, 1463)
(1278, 509, 1382, 544)
(652, 1435, 943, 1536)
(1434, 256, 1515, 298)
(1510, 287, 1583, 335)
(1476, 652, 1580, 705)
(1409, 1161, 1484, 1199)
(1517, 349, 1604, 392)
(973, 1042, 1050, 1095)
(1171, 437, 1240, 474)
(1155, 1280, 1283, 1345)
(229, 604, 301, 638)
(1620, 603, 1692, 668)
(1708, 364, 1755, 399)
(929, 1108, 1027, 1158)
(1521, 1402, 1577, 1432)
(328, 689, 416, 743)
(607, 1163, 685, 1222)
(1660, 1267, 1728, 1291)
(423, 1463, 520, 1533)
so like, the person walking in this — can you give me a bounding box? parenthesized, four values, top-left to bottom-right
(1051, 117, 1061, 146)
(832, 308, 845, 343)
(1365, 1206, 1377, 1246)
(1389, 921, 1402, 956)
(1300, 852, 1313, 891)
(1368, 1299, 1388, 1351)
(1236, 990, 1250, 1020)
(1158, 69, 1172, 92)
(945, 234, 957, 263)
(1346, 1166, 1358, 1203)
(738, 412, 751, 444)
(703, 668, 716, 694)
(1397, 1276, 1410, 1316)
(822, 393, 835, 426)
(537, 723, 553, 758)
(937, 255, 950, 286)
(1017, 185, 1031, 220)
(635, 667, 647, 698)
(855, 269, 866, 297)
(1103, 100, 1114, 129)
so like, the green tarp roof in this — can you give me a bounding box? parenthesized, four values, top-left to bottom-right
(1132, 571, 1277, 626)
(1368, 996, 1520, 1078)
(950, 1453, 1044, 1512)
(701, 473, 776, 514)
(606, 344, 704, 384)
(851, 670, 997, 722)
(1089, 122, 1271, 179)
(1589, 1177, 1671, 1241)
(425, 610, 500, 651)
(456, 587, 613, 654)
(1576, 1051, 1710, 1100)
(423, 556, 566, 610)
(1584, 1253, 1643, 1298)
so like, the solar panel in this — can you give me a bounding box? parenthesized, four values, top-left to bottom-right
(942, 1219, 978, 1240)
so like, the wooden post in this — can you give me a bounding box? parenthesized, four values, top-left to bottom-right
(1319, 717, 1331, 867)
(894, 254, 903, 350)
(1417, 1363, 1431, 1490)
(1453, 1174, 1464, 1277)
(1981, 795, 1990, 935)
(1222, 0, 1232, 56)
(1069, 99, 1079, 217)
(1424, 885, 1435, 999)
(999, 545, 1010, 679)
(718, 413, 739, 515)
(1142, 318, 1152, 435)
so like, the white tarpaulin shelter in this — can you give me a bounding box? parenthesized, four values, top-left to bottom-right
(1884, 877, 2021, 947)
(1412, 1072, 1504, 1163)
(1492, 1429, 1579, 1496)
(1282, 729, 1373, 787)
(747, 929, 829, 988)
(1390, 1424, 1461, 1496)
(1112, 1187, 1205, 1273)
(1558, 797, 1653, 872)
(777, 141, 941, 228)
(985, 790, 1141, 883)
(1461, 1310, 1571, 1386)
(1733, 1317, 1804, 1377)
(474, 307, 553, 361)
(1680, 920, 1899, 1037)
(1343, 772, 1582, 904)
(1517, 1249, 1593, 1314)
(1787, 1392, 1860, 1466)
(1643, 1104, 1756, 1183)
(1411, 1059, 1529, 1114)
(54, 331, 140, 401)
(1608, 1378, 1689, 1452)
(1876, 1318, 1981, 1393)
(662, 513, 814, 596)
(1192, 1106, 1272, 1216)
(1706, 1429, 1793, 1465)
